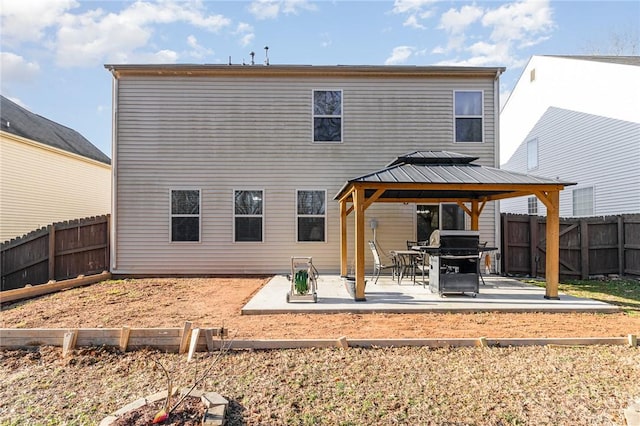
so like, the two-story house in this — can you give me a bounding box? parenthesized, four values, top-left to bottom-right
(105, 64, 508, 276)
(0, 95, 111, 242)
(500, 55, 640, 217)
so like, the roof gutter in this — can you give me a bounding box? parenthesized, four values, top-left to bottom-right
(103, 64, 506, 79)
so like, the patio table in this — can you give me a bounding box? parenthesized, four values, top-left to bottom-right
(390, 250, 422, 284)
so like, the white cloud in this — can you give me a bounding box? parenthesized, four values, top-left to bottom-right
(234, 22, 255, 48)
(385, 46, 414, 65)
(248, 0, 316, 20)
(187, 35, 199, 49)
(186, 35, 214, 60)
(432, 0, 554, 70)
(0, 0, 77, 44)
(439, 5, 483, 35)
(392, 0, 436, 14)
(392, 0, 435, 30)
(519, 35, 551, 49)
(404, 15, 425, 30)
(282, 0, 317, 15)
(109, 49, 179, 64)
(138, 49, 180, 63)
(248, 1, 280, 20)
(236, 22, 254, 33)
(1, 0, 234, 66)
(240, 33, 255, 48)
(0, 52, 40, 84)
(482, 0, 554, 44)
(320, 33, 332, 48)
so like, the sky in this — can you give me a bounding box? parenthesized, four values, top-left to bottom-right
(1, 0, 638, 162)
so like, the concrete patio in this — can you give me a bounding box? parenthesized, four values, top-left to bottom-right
(241, 274, 619, 315)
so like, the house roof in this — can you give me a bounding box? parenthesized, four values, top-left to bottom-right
(0, 95, 110, 165)
(105, 64, 505, 79)
(543, 55, 640, 67)
(335, 151, 574, 202)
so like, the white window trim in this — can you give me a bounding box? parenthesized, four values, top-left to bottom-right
(453, 90, 484, 143)
(572, 186, 595, 217)
(527, 138, 539, 171)
(233, 189, 265, 243)
(169, 188, 201, 243)
(296, 189, 328, 243)
(312, 89, 343, 144)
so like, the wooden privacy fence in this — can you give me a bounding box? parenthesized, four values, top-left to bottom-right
(501, 213, 640, 279)
(1, 215, 110, 291)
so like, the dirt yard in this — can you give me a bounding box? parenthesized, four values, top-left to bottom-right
(2, 277, 639, 338)
(2, 277, 640, 425)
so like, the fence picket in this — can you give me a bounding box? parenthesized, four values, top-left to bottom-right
(1, 215, 110, 291)
(501, 213, 640, 279)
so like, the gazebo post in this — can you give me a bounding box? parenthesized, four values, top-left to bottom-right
(544, 190, 561, 299)
(339, 200, 348, 277)
(353, 187, 366, 301)
(471, 200, 480, 230)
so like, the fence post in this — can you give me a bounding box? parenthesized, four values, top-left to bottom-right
(502, 214, 509, 275)
(48, 224, 56, 280)
(106, 214, 111, 273)
(618, 216, 625, 276)
(580, 220, 589, 280)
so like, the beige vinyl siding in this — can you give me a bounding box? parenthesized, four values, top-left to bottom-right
(0, 133, 111, 242)
(113, 75, 498, 274)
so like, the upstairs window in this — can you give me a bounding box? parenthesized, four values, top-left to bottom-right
(297, 190, 326, 242)
(234, 190, 263, 242)
(573, 187, 594, 216)
(171, 189, 200, 242)
(454, 91, 483, 143)
(527, 138, 538, 170)
(313, 90, 342, 142)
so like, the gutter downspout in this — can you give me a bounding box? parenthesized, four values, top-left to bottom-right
(109, 69, 118, 272)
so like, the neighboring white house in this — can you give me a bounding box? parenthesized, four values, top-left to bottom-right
(0, 96, 111, 242)
(105, 64, 505, 275)
(500, 55, 640, 217)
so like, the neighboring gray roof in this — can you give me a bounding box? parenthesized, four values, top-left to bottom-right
(0, 95, 110, 165)
(335, 151, 574, 201)
(544, 55, 640, 67)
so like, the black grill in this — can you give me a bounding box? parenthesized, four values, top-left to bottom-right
(428, 231, 480, 297)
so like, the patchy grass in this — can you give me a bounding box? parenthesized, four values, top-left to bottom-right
(526, 278, 640, 315)
(1, 345, 639, 425)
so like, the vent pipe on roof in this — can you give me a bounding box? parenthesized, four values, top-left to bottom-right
(264, 46, 269, 66)
(250, 51, 255, 65)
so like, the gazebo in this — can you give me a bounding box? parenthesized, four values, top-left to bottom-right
(334, 151, 575, 301)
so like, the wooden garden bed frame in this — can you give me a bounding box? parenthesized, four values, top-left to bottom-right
(1, 322, 636, 358)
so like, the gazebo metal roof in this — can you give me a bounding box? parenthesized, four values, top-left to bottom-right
(335, 151, 574, 202)
(335, 151, 575, 302)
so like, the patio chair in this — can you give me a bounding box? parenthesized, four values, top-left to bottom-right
(478, 242, 488, 286)
(368, 240, 396, 285)
(407, 240, 429, 286)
